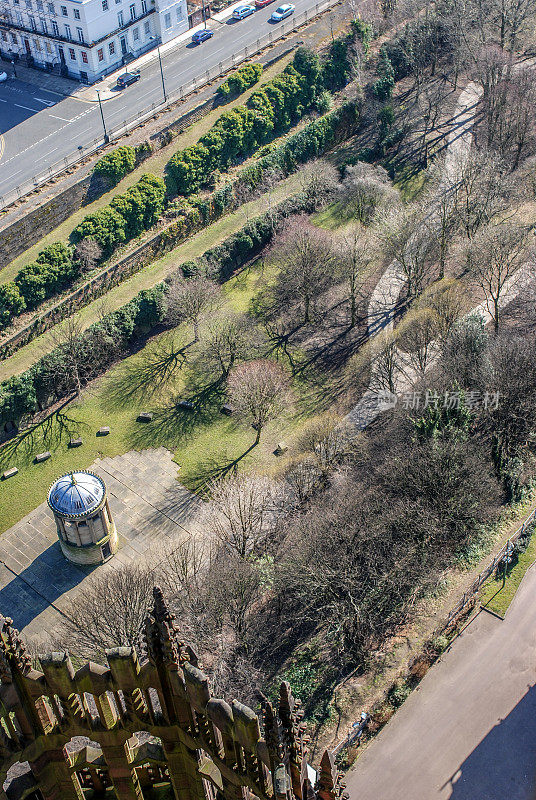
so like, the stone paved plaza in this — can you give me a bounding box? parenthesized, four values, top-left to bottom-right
(0, 447, 202, 642)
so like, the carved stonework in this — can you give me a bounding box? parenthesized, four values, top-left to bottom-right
(0, 588, 344, 800)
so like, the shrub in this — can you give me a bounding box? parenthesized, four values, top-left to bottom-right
(72, 206, 127, 256)
(94, 146, 136, 184)
(373, 49, 395, 101)
(388, 680, 412, 708)
(0, 283, 26, 327)
(218, 63, 263, 98)
(0, 373, 37, 429)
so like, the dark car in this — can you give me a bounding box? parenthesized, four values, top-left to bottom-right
(117, 70, 141, 88)
(192, 27, 214, 43)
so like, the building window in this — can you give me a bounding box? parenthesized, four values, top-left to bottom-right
(117, 10, 123, 24)
(115, 0, 121, 4)
(74, 7, 80, 16)
(25, 0, 32, 8)
(52, 19, 59, 33)
(11, 32, 18, 42)
(77, 26, 83, 41)
(36, 0, 43, 9)
(64, 22, 71, 36)
(144, 18, 149, 32)
(141, 0, 146, 11)
(47, 2, 54, 12)
(16, 10, 23, 22)
(28, 14, 36, 28)
(33, 37, 41, 49)
(164, 11, 170, 27)
(133, 25, 138, 38)
(97, 46, 104, 60)
(45, 39, 51, 51)
(176, 5, 182, 19)
(13, 0, 19, 5)
(129, 2, 135, 18)
(68, 46, 75, 58)
(102, 0, 108, 8)
(1, 31, 7, 42)
(108, 39, 115, 53)
(60, 4, 67, 14)
(81, 50, 87, 62)
(39, 16, 47, 30)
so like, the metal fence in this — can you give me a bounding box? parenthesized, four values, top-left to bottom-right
(443, 506, 536, 629)
(0, 0, 341, 211)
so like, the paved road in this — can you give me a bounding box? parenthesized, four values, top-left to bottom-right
(345, 563, 536, 800)
(0, 0, 320, 199)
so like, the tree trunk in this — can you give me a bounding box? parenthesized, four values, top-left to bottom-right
(254, 424, 262, 446)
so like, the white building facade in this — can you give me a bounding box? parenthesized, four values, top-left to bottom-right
(0, 0, 188, 82)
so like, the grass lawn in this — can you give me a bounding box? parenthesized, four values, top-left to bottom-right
(0, 169, 303, 382)
(0, 261, 337, 534)
(0, 54, 293, 286)
(479, 535, 536, 618)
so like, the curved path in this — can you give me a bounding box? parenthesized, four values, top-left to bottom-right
(343, 80, 533, 430)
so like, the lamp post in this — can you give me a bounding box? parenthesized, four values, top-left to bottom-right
(96, 89, 109, 143)
(150, 36, 167, 103)
(11, 59, 17, 78)
(202, 0, 207, 29)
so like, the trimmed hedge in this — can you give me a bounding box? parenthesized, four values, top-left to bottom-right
(94, 146, 136, 185)
(218, 63, 263, 98)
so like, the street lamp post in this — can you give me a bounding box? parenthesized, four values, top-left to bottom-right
(149, 36, 167, 103)
(96, 89, 109, 143)
(11, 59, 17, 78)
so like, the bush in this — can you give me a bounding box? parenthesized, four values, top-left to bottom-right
(373, 50, 395, 101)
(0, 373, 37, 429)
(388, 680, 412, 708)
(15, 244, 79, 310)
(94, 146, 136, 184)
(218, 63, 263, 98)
(0, 283, 26, 327)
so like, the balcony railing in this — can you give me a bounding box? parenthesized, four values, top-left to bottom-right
(0, 6, 154, 47)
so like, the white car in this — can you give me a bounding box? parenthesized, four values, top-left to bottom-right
(232, 4, 255, 18)
(0, 71, 7, 83)
(270, 2, 294, 20)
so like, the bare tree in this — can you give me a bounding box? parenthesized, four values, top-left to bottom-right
(376, 206, 437, 300)
(397, 307, 441, 384)
(336, 226, 372, 327)
(197, 315, 263, 380)
(57, 566, 155, 659)
(46, 314, 89, 396)
(165, 276, 220, 341)
(206, 474, 285, 558)
(227, 359, 290, 445)
(417, 278, 464, 338)
(468, 222, 530, 333)
(338, 162, 398, 224)
(268, 216, 336, 325)
(75, 238, 103, 272)
(422, 167, 460, 280)
(369, 331, 403, 394)
(298, 159, 340, 209)
(455, 148, 508, 239)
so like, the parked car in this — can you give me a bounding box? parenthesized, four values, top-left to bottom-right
(255, 0, 275, 8)
(192, 27, 214, 43)
(270, 2, 294, 19)
(116, 71, 140, 88)
(232, 4, 255, 18)
(0, 71, 8, 83)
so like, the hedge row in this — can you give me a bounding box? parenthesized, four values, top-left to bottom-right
(218, 63, 263, 98)
(167, 42, 356, 195)
(0, 174, 165, 331)
(0, 189, 328, 431)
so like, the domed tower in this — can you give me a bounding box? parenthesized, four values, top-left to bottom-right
(47, 471, 118, 565)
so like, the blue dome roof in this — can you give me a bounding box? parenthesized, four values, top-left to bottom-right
(48, 471, 106, 517)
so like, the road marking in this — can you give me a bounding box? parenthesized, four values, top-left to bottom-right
(0, 134, 5, 163)
(0, 98, 6, 103)
(14, 103, 41, 112)
(38, 87, 66, 97)
(48, 113, 74, 121)
(34, 98, 55, 106)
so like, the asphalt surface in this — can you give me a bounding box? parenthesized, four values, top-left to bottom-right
(345, 562, 536, 800)
(0, 0, 321, 200)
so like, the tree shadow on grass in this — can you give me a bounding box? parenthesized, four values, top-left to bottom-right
(105, 338, 193, 410)
(0, 402, 87, 469)
(182, 440, 259, 494)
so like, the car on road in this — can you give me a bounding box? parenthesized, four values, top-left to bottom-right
(232, 4, 255, 18)
(116, 71, 141, 88)
(255, 0, 275, 7)
(270, 3, 294, 20)
(0, 71, 7, 83)
(192, 27, 214, 43)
